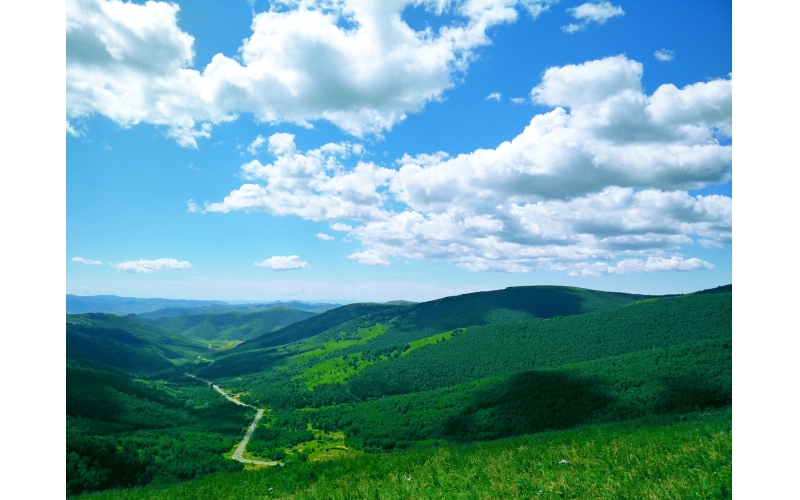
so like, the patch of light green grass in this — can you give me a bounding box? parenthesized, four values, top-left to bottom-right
(289, 425, 362, 462)
(402, 330, 453, 356)
(299, 353, 374, 389)
(287, 324, 388, 372)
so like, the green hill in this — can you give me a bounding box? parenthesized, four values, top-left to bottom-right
(345, 292, 731, 398)
(66, 314, 208, 375)
(233, 302, 408, 352)
(216, 291, 729, 430)
(135, 306, 319, 342)
(67, 285, 732, 498)
(67, 362, 249, 496)
(206, 286, 652, 379)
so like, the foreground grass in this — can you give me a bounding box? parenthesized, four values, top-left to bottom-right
(81, 409, 731, 499)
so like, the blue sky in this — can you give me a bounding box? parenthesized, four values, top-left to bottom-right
(66, 0, 732, 302)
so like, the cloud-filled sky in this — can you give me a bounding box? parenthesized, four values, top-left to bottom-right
(66, 0, 731, 301)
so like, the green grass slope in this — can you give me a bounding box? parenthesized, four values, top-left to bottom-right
(135, 306, 319, 342)
(78, 409, 732, 500)
(66, 314, 208, 375)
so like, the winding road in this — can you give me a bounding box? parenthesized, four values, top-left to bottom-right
(184, 372, 280, 466)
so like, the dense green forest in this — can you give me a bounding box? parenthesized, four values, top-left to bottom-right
(233, 302, 405, 352)
(134, 306, 319, 342)
(66, 285, 732, 498)
(310, 338, 731, 451)
(66, 362, 249, 496)
(346, 292, 731, 398)
(66, 314, 209, 375)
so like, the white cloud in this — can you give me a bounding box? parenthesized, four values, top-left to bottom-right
(564, 256, 714, 277)
(247, 135, 267, 155)
(518, 0, 560, 19)
(510, 97, 528, 105)
(654, 49, 675, 62)
(531, 55, 641, 108)
(210, 55, 731, 276)
(112, 258, 193, 273)
(254, 255, 310, 270)
(562, 1, 624, 33)
(187, 199, 200, 213)
(66, 0, 553, 146)
(66, 120, 82, 137)
(205, 133, 395, 221)
(348, 249, 391, 266)
(561, 23, 583, 34)
(316, 233, 335, 241)
(486, 92, 502, 101)
(71, 257, 103, 265)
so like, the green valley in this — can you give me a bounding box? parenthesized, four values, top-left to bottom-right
(66, 285, 732, 498)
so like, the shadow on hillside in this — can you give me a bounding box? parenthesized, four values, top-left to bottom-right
(441, 369, 732, 443)
(197, 349, 284, 378)
(442, 370, 614, 442)
(656, 375, 732, 413)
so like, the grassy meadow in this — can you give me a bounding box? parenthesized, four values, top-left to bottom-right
(79, 409, 731, 499)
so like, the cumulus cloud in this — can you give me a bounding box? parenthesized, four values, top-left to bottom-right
(112, 258, 192, 273)
(248, 135, 267, 155)
(209, 55, 731, 276)
(518, 0, 560, 19)
(510, 97, 528, 105)
(205, 133, 395, 220)
(67, 0, 555, 145)
(486, 92, 502, 101)
(654, 49, 675, 62)
(562, 1, 624, 33)
(71, 257, 103, 265)
(564, 256, 714, 277)
(187, 199, 201, 213)
(316, 233, 335, 241)
(254, 255, 310, 270)
(66, 120, 82, 137)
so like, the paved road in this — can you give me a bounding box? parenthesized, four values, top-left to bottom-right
(184, 372, 279, 466)
(232, 408, 280, 465)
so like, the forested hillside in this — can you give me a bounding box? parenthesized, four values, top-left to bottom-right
(231, 302, 406, 352)
(66, 314, 208, 375)
(67, 285, 732, 498)
(67, 362, 248, 496)
(135, 306, 318, 342)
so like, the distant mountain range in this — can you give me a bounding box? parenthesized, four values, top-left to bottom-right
(66, 294, 343, 315)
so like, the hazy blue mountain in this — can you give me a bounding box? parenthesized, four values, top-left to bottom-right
(137, 301, 341, 319)
(67, 294, 343, 316)
(66, 295, 226, 315)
